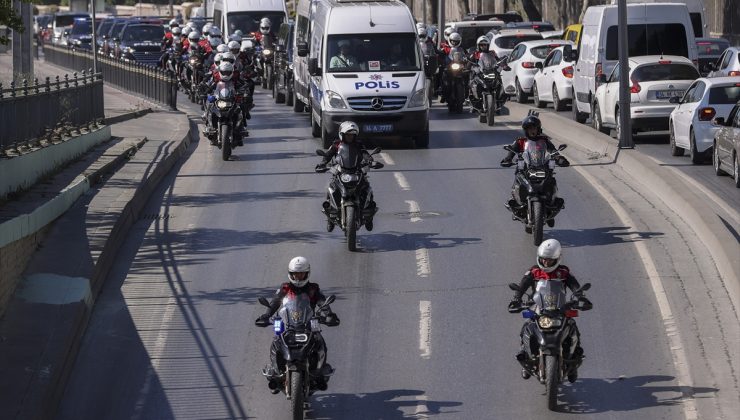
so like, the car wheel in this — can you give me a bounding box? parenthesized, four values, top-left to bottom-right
(615, 108, 632, 144)
(592, 101, 607, 134)
(533, 83, 545, 108)
(713, 141, 726, 176)
(734, 153, 740, 188)
(690, 129, 705, 165)
(515, 79, 528, 103)
(670, 123, 684, 156)
(553, 85, 565, 112)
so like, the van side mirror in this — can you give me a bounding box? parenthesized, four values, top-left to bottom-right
(535, 62, 543, 70)
(596, 74, 607, 84)
(296, 41, 309, 57)
(308, 58, 321, 76)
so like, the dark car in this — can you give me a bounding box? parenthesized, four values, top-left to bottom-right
(96, 17, 120, 53)
(66, 18, 94, 50)
(113, 19, 165, 66)
(713, 100, 740, 187)
(104, 19, 129, 56)
(696, 37, 730, 76)
(273, 21, 295, 106)
(484, 12, 524, 24)
(505, 21, 555, 32)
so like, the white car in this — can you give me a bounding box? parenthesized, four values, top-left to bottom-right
(592, 56, 699, 141)
(500, 39, 572, 103)
(707, 47, 740, 78)
(488, 28, 542, 59)
(669, 77, 740, 163)
(532, 45, 577, 111)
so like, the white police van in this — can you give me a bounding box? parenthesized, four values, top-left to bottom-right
(293, 0, 430, 148)
(210, 0, 287, 38)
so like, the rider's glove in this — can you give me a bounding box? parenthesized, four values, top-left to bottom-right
(324, 312, 340, 326)
(315, 163, 327, 172)
(255, 313, 271, 327)
(500, 158, 514, 167)
(578, 297, 593, 311)
(507, 298, 522, 311)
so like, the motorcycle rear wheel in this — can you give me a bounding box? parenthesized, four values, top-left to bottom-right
(346, 206, 357, 252)
(533, 201, 544, 246)
(221, 125, 232, 161)
(290, 371, 305, 420)
(545, 355, 559, 411)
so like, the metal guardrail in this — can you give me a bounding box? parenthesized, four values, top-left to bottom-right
(0, 72, 104, 157)
(43, 44, 178, 110)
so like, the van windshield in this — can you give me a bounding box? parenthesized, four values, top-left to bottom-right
(605, 24, 688, 61)
(227, 11, 284, 37)
(326, 33, 420, 73)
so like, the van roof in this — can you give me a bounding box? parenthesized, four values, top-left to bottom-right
(327, 1, 413, 34)
(224, 0, 287, 12)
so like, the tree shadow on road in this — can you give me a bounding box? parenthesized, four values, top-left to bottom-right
(191, 285, 349, 306)
(559, 375, 718, 414)
(358, 231, 481, 253)
(308, 389, 463, 419)
(549, 226, 663, 247)
(167, 190, 320, 207)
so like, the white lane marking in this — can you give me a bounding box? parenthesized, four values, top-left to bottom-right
(394, 172, 411, 191)
(573, 166, 698, 420)
(414, 394, 429, 418)
(380, 152, 395, 165)
(416, 246, 431, 278)
(406, 200, 422, 223)
(419, 301, 432, 360)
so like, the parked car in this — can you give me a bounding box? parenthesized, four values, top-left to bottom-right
(504, 21, 556, 33)
(669, 77, 740, 163)
(501, 39, 572, 103)
(562, 24, 581, 45)
(696, 38, 730, 76)
(273, 20, 295, 106)
(592, 56, 699, 141)
(51, 12, 90, 45)
(712, 101, 740, 187)
(488, 28, 542, 59)
(447, 20, 506, 52)
(114, 19, 165, 66)
(463, 12, 523, 24)
(572, 3, 698, 124)
(533, 45, 577, 111)
(66, 18, 94, 50)
(707, 47, 740, 78)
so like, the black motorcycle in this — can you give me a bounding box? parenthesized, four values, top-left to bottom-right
(206, 81, 245, 161)
(315, 145, 383, 251)
(256, 294, 337, 420)
(471, 56, 508, 126)
(444, 51, 467, 114)
(503, 141, 567, 246)
(185, 47, 205, 104)
(258, 38, 275, 90)
(508, 281, 592, 411)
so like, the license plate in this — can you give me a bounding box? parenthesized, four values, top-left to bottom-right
(656, 90, 684, 99)
(363, 124, 393, 133)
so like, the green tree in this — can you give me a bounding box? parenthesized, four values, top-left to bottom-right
(0, 0, 28, 45)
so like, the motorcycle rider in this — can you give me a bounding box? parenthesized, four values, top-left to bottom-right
(255, 17, 277, 46)
(500, 115, 569, 225)
(315, 121, 378, 232)
(255, 256, 339, 393)
(507, 239, 592, 382)
(161, 19, 179, 50)
(202, 61, 247, 147)
(467, 36, 498, 112)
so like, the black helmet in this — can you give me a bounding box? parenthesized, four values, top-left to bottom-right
(522, 116, 542, 138)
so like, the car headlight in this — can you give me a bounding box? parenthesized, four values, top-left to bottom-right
(451, 63, 462, 71)
(325, 90, 346, 109)
(126, 47, 135, 54)
(537, 316, 561, 329)
(408, 88, 426, 108)
(217, 100, 231, 109)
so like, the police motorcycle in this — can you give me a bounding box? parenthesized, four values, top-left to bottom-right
(444, 50, 468, 114)
(205, 79, 246, 161)
(470, 55, 509, 126)
(164, 38, 185, 81)
(256, 36, 275, 90)
(184, 45, 206, 104)
(256, 294, 338, 420)
(315, 146, 383, 252)
(508, 281, 592, 411)
(503, 137, 567, 246)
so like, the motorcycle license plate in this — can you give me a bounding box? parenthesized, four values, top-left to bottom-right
(363, 124, 393, 133)
(656, 90, 684, 99)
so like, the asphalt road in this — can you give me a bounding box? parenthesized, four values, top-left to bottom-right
(56, 88, 730, 419)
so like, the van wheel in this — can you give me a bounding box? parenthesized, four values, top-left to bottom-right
(311, 110, 321, 138)
(286, 86, 294, 107)
(670, 123, 684, 156)
(321, 124, 333, 148)
(515, 79, 528, 103)
(572, 89, 588, 124)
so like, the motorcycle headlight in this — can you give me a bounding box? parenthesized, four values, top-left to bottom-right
(408, 88, 426, 108)
(263, 49, 272, 56)
(451, 63, 462, 71)
(325, 90, 347, 109)
(537, 316, 561, 329)
(189, 57, 198, 65)
(217, 100, 231, 109)
(340, 173, 360, 183)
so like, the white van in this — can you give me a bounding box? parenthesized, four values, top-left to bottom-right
(572, 3, 698, 123)
(610, 0, 707, 37)
(210, 0, 288, 38)
(294, 0, 430, 148)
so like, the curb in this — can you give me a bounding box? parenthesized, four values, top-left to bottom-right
(103, 108, 153, 126)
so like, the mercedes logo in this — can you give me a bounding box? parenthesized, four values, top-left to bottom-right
(668, 84, 674, 89)
(371, 97, 384, 110)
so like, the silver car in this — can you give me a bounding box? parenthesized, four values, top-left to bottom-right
(712, 101, 740, 188)
(708, 46, 740, 78)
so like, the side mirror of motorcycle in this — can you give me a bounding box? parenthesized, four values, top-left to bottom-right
(508, 283, 521, 292)
(315, 149, 327, 157)
(258, 297, 271, 308)
(557, 144, 567, 151)
(503, 145, 513, 152)
(319, 295, 336, 311)
(574, 283, 591, 295)
(370, 147, 381, 155)
(370, 161, 384, 169)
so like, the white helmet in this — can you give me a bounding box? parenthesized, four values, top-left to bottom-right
(218, 61, 234, 81)
(188, 30, 200, 43)
(444, 27, 456, 41)
(339, 120, 359, 141)
(182, 26, 192, 37)
(229, 33, 241, 42)
(288, 256, 310, 287)
(234, 29, 244, 38)
(216, 43, 229, 54)
(202, 23, 212, 36)
(260, 17, 272, 34)
(169, 19, 179, 28)
(172, 26, 182, 36)
(209, 27, 223, 39)
(186, 21, 197, 29)
(221, 52, 236, 64)
(417, 27, 428, 39)
(476, 35, 490, 51)
(536, 239, 562, 273)
(209, 37, 222, 48)
(228, 40, 241, 53)
(241, 40, 254, 52)
(448, 32, 462, 47)
(214, 53, 223, 65)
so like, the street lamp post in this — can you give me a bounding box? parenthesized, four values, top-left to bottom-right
(91, 0, 98, 74)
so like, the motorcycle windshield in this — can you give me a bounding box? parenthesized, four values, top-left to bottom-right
(523, 139, 548, 169)
(277, 293, 313, 330)
(479, 54, 497, 72)
(336, 143, 362, 171)
(216, 82, 234, 99)
(533, 280, 567, 312)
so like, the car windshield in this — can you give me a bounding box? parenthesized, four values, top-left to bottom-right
(530, 45, 560, 59)
(70, 21, 91, 35)
(122, 25, 164, 43)
(632, 63, 700, 82)
(226, 11, 284, 36)
(326, 33, 420, 73)
(110, 22, 126, 38)
(708, 86, 740, 105)
(495, 35, 541, 49)
(605, 24, 688, 61)
(696, 40, 729, 57)
(456, 25, 501, 50)
(97, 21, 113, 37)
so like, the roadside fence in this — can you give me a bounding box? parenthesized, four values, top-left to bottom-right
(0, 71, 104, 157)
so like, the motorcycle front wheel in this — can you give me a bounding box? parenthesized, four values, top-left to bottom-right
(533, 200, 544, 246)
(486, 93, 495, 126)
(289, 371, 305, 420)
(220, 125, 232, 161)
(345, 206, 357, 252)
(545, 355, 559, 411)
